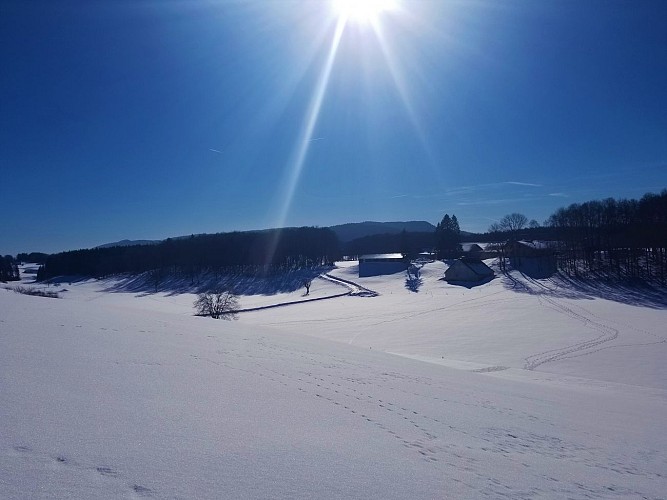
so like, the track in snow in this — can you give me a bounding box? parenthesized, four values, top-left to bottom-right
(502, 271, 622, 370)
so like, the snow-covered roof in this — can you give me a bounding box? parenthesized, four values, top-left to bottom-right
(359, 253, 404, 261)
(516, 240, 551, 250)
(460, 258, 493, 276)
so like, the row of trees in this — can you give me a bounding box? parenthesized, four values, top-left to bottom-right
(36, 227, 340, 282)
(0, 255, 20, 282)
(484, 190, 667, 281)
(545, 190, 667, 281)
(16, 190, 667, 284)
(343, 231, 435, 259)
(16, 252, 49, 264)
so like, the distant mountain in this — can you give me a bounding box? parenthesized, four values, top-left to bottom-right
(329, 221, 436, 243)
(95, 221, 440, 249)
(96, 239, 159, 249)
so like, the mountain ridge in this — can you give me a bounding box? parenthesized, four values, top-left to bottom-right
(96, 221, 439, 249)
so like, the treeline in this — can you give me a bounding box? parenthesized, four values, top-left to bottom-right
(546, 190, 667, 281)
(16, 252, 49, 264)
(36, 227, 340, 281)
(343, 231, 435, 258)
(0, 255, 20, 282)
(342, 213, 463, 259)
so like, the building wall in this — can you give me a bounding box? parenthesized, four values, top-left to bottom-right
(359, 260, 407, 277)
(444, 262, 476, 281)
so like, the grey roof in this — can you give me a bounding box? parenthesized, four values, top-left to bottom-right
(460, 259, 493, 276)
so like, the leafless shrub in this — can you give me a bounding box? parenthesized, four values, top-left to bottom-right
(11, 285, 59, 298)
(193, 289, 239, 320)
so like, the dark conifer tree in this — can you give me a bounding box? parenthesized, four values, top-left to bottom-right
(436, 214, 462, 258)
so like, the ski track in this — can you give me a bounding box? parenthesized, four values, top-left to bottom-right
(192, 336, 665, 499)
(503, 272, 626, 370)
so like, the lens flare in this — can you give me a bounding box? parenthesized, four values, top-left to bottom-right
(332, 0, 398, 23)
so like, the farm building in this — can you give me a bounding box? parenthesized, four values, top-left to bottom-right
(505, 240, 557, 277)
(416, 251, 436, 262)
(444, 258, 494, 283)
(359, 253, 407, 277)
(461, 243, 484, 256)
(461, 243, 497, 259)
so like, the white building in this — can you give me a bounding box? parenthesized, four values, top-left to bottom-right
(359, 253, 407, 277)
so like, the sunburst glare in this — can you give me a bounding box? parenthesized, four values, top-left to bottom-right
(332, 0, 398, 24)
(269, 0, 415, 265)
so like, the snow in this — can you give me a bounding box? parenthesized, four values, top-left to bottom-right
(1, 260, 666, 498)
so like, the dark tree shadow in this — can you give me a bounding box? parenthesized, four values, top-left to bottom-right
(509, 257, 557, 279)
(439, 276, 494, 289)
(98, 266, 333, 297)
(405, 263, 425, 293)
(500, 268, 667, 309)
(405, 276, 423, 292)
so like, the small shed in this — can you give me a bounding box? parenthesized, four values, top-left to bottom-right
(359, 253, 407, 277)
(444, 258, 494, 282)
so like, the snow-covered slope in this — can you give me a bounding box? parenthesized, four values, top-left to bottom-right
(1, 262, 666, 498)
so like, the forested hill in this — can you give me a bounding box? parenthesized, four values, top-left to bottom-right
(329, 221, 436, 243)
(37, 227, 340, 281)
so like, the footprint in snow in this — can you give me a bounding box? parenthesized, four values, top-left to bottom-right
(96, 466, 119, 477)
(132, 484, 154, 497)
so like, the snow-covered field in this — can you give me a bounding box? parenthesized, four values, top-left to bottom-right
(2, 261, 666, 499)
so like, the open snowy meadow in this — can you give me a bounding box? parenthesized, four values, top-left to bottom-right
(2, 261, 666, 499)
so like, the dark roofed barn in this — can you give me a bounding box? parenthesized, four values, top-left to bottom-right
(444, 258, 494, 283)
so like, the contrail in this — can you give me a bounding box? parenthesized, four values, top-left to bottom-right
(505, 181, 542, 187)
(209, 148, 224, 154)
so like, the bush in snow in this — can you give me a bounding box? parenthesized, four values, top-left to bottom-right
(10, 285, 59, 299)
(194, 289, 239, 320)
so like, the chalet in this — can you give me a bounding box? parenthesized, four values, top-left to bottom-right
(444, 258, 494, 283)
(359, 253, 407, 277)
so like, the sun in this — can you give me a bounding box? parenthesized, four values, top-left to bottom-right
(332, 0, 398, 24)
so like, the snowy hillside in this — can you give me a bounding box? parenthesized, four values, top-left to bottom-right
(1, 261, 666, 499)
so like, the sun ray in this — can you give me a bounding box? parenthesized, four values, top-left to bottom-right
(368, 14, 444, 186)
(265, 15, 347, 266)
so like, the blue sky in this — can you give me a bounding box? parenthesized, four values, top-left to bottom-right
(2, 0, 666, 255)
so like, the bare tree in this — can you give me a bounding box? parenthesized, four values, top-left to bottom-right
(498, 213, 529, 232)
(194, 289, 240, 320)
